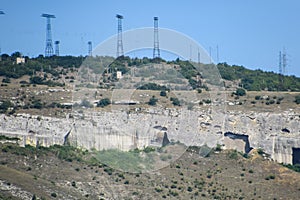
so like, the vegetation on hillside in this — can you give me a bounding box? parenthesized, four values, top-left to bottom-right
(217, 62, 300, 91)
(1, 53, 300, 91)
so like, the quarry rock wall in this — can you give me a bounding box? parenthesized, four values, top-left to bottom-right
(0, 109, 299, 164)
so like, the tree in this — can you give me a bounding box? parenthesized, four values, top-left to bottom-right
(148, 96, 158, 106)
(11, 51, 22, 58)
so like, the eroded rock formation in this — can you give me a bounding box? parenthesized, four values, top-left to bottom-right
(0, 109, 299, 164)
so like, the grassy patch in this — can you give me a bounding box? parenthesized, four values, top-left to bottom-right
(93, 149, 154, 172)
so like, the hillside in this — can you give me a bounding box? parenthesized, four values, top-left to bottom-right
(0, 142, 300, 199)
(1, 53, 300, 92)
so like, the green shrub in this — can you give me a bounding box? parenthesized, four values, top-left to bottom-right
(71, 181, 76, 187)
(0, 100, 14, 113)
(148, 96, 158, 106)
(235, 88, 246, 96)
(215, 144, 222, 152)
(2, 77, 10, 83)
(143, 146, 155, 153)
(257, 148, 264, 155)
(97, 98, 111, 107)
(51, 193, 57, 198)
(81, 99, 93, 108)
(255, 95, 261, 100)
(138, 83, 169, 91)
(281, 163, 300, 172)
(170, 97, 180, 106)
(228, 150, 238, 159)
(265, 174, 275, 180)
(295, 95, 300, 104)
(155, 187, 163, 192)
(160, 90, 167, 97)
(202, 99, 211, 104)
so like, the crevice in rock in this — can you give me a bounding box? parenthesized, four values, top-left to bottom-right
(292, 148, 300, 165)
(224, 132, 252, 153)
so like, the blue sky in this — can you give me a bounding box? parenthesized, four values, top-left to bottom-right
(0, 0, 299, 76)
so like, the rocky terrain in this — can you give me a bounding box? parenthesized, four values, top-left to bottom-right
(1, 142, 300, 200)
(1, 103, 299, 166)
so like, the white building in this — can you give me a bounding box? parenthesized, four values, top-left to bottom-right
(16, 57, 25, 64)
(116, 71, 122, 79)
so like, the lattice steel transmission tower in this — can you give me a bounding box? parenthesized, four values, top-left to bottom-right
(279, 49, 287, 75)
(55, 41, 60, 56)
(282, 49, 287, 75)
(279, 51, 282, 75)
(278, 49, 287, 90)
(0, 10, 5, 60)
(88, 41, 92, 56)
(42, 13, 55, 57)
(153, 17, 160, 59)
(116, 14, 124, 57)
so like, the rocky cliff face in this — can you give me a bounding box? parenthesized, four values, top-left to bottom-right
(0, 109, 299, 164)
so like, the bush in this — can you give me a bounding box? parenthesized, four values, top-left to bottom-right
(51, 193, 57, 198)
(97, 98, 111, 107)
(265, 174, 275, 180)
(295, 95, 300, 104)
(30, 76, 44, 84)
(71, 181, 76, 187)
(170, 97, 180, 106)
(138, 83, 169, 91)
(2, 77, 10, 83)
(0, 100, 14, 113)
(160, 90, 167, 97)
(32, 100, 43, 109)
(257, 148, 264, 155)
(235, 88, 246, 96)
(269, 99, 275, 104)
(202, 99, 211, 104)
(228, 150, 238, 159)
(80, 99, 93, 108)
(255, 95, 261, 100)
(215, 144, 222, 152)
(148, 96, 158, 106)
(143, 146, 155, 153)
(281, 163, 300, 172)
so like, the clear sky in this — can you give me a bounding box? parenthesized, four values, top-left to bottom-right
(0, 0, 299, 76)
